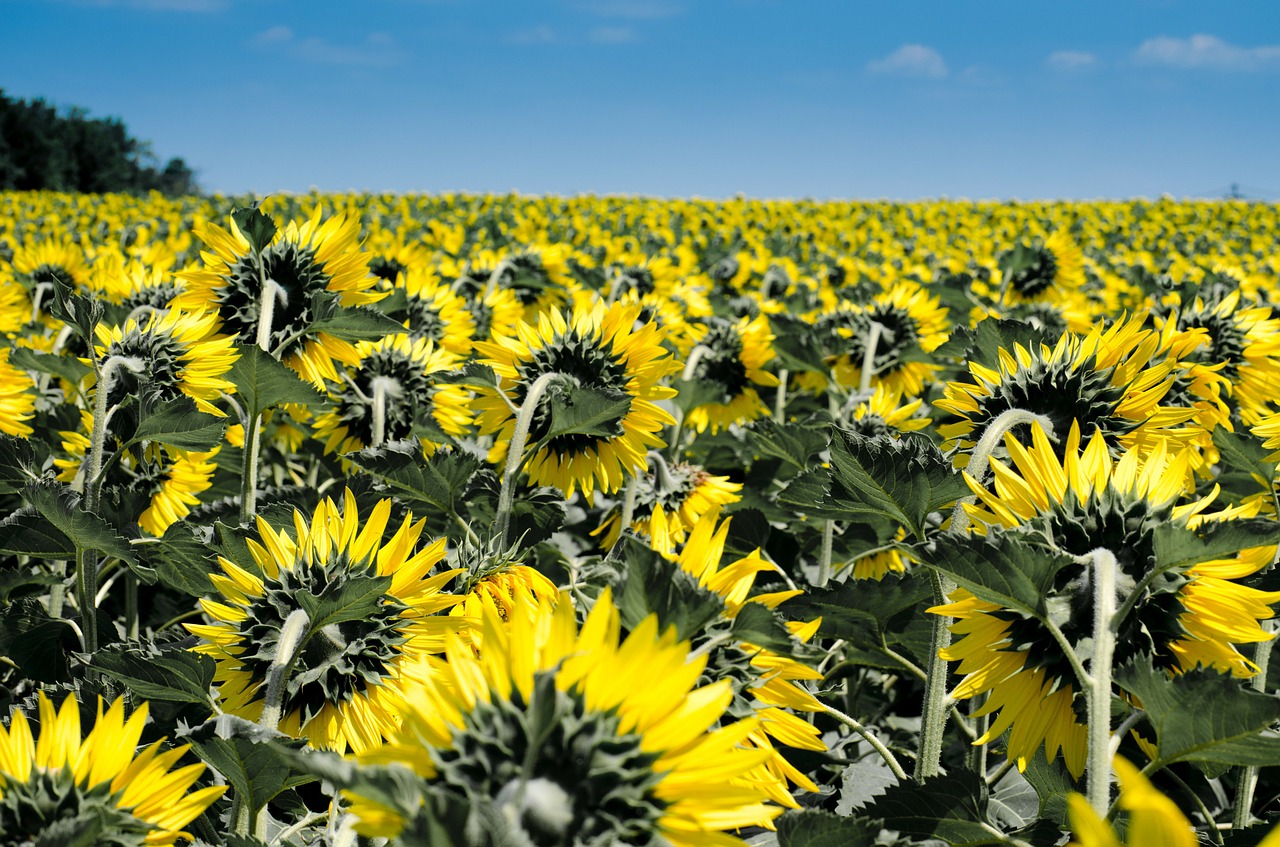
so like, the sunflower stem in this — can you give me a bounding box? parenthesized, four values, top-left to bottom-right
(495, 371, 561, 548)
(124, 572, 138, 640)
(240, 412, 262, 524)
(950, 409, 1056, 535)
(369, 376, 401, 449)
(816, 519, 835, 588)
(858, 321, 884, 396)
(1232, 619, 1275, 830)
(916, 568, 955, 782)
(618, 470, 641, 535)
(821, 703, 909, 781)
(1087, 547, 1118, 817)
(260, 608, 310, 734)
(774, 368, 788, 422)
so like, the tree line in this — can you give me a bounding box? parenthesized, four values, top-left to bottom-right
(0, 90, 198, 195)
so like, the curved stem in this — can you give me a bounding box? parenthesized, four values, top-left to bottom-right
(259, 608, 310, 734)
(859, 321, 884, 396)
(495, 372, 560, 548)
(369, 376, 401, 449)
(241, 279, 284, 524)
(1088, 547, 1118, 817)
(821, 703, 909, 781)
(1109, 710, 1147, 761)
(681, 344, 712, 382)
(950, 409, 1057, 535)
(916, 569, 955, 782)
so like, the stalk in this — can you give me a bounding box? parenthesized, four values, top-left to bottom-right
(816, 519, 835, 588)
(240, 278, 285, 524)
(259, 609, 310, 734)
(1087, 548, 1118, 816)
(369, 376, 401, 449)
(495, 372, 560, 548)
(859, 321, 885, 396)
(774, 368, 788, 422)
(917, 407, 1056, 781)
(1233, 619, 1275, 830)
(617, 471, 641, 537)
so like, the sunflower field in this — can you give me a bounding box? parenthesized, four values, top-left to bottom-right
(3, 190, 1280, 846)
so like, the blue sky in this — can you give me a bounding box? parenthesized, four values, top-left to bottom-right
(4, 0, 1280, 199)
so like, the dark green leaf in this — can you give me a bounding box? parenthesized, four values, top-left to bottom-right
(917, 532, 1075, 618)
(1153, 519, 1280, 573)
(0, 567, 60, 602)
(295, 575, 391, 634)
(787, 570, 931, 649)
(731, 602, 798, 652)
(231, 205, 278, 253)
(434, 362, 502, 390)
(933, 318, 1051, 369)
(542, 384, 633, 441)
(8, 347, 91, 388)
(614, 536, 725, 641)
(863, 770, 999, 845)
(776, 810, 878, 847)
(1113, 660, 1280, 767)
(47, 286, 104, 348)
(671, 377, 733, 414)
(182, 716, 312, 820)
(1212, 429, 1277, 496)
(226, 344, 325, 420)
(126, 396, 228, 451)
(0, 598, 76, 683)
(91, 646, 215, 705)
(1017, 749, 1079, 826)
(0, 508, 76, 559)
(747, 418, 828, 471)
(0, 435, 39, 496)
(769, 313, 831, 374)
(22, 482, 139, 568)
(347, 442, 481, 516)
(307, 306, 405, 342)
(140, 524, 218, 598)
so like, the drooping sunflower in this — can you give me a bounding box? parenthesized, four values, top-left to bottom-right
(93, 306, 239, 417)
(0, 347, 36, 438)
(936, 314, 1197, 461)
(997, 230, 1086, 306)
(828, 280, 950, 398)
(187, 491, 465, 753)
(398, 266, 477, 356)
(592, 454, 742, 549)
(176, 210, 384, 386)
(847, 385, 932, 438)
(0, 693, 225, 845)
(938, 423, 1280, 777)
(447, 536, 561, 625)
(682, 314, 779, 434)
(354, 588, 784, 845)
(474, 300, 679, 498)
(312, 334, 471, 456)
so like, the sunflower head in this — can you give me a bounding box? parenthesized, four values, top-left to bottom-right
(188, 490, 464, 752)
(999, 230, 1085, 304)
(592, 454, 742, 549)
(683, 314, 778, 434)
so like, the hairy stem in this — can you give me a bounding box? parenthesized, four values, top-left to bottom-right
(916, 569, 955, 782)
(950, 409, 1057, 535)
(369, 376, 402, 449)
(822, 703, 909, 781)
(774, 368, 788, 422)
(1088, 548, 1118, 817)
(259, 608, 310, 734)
(816, 519, 835, 588)
(496, 372, 560, 548)
(1233, 619, 1275, 830)
(859, 321, 885, 396)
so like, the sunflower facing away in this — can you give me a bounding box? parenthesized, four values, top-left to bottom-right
(474, 300, 679, 498)
(592, 454, 742, 549)
(187, 490, 465, 753)
(938, 422, 1280, 777)
(354, 588, 784, 845)
(828, 280, 949, 398)
(998, 230, 1086, 306)
(176, 209, 384, 386)
(681, 314, 779, 434)
(0, 693, 224, 845)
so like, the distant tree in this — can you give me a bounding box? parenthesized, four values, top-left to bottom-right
(0, 90, 200, 195)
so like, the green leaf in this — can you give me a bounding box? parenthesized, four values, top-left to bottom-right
(46, 284, 104, 348)
(862, 770, 1000, 845)
(22, 482, 140, 568)
(434, 362, 502, 390)
(542, 384, 633, 441)
(91, 646, 215, 705)
(933, 318, 1051, 369)
(295, 575, 391, 634)
(671, 377, 733, 414)
(181, 715, 312, 820)
(281, 746, 425, 822)
(8, 347, 92, 388)
(140, 524, 219, 598)
(614, 536, 726, 642)
(307, 306, 405, 342)
(917, 532, 1075, 618)
(226, 344, 325, 420)
(747, 418, 828, 471)
(781, 430, 967, 539)
(0, 435, 39, 495)
(1212, 428, 1278, 496)
(1113, 660, 1280, 767)
(731, 602, 799, 652)
(1017, 749, 1079, 826)
(786, 571, 931, 652)
(775, 810, 878, 847)
(125, 396, 228, 451)
(347, 442, 481, 516)
(231, 205, 278, 253)
(1153, 519, 1280, 573)
(0, 508, 76, 559)
(768, 313, 830, 374)
(0, 598, 76, 683)
(0, 567, 60, 603)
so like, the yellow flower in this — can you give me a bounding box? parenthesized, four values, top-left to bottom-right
(683, 314, 779, 434)
(0, 693, 225, 845)
(0, 347, 35, 437)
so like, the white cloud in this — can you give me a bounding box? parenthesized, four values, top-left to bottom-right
(588, 25, 638, 43)
(508, 24, 558, 44)
(867, 44, 948, 79)
(1134, 34, 1280, 70)
(250, 27, 402, 66)
(1047, 50, 1097, 70)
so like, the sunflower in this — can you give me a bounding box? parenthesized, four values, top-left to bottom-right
(312, 334, 471, 456)
(93, 307, 239, 417)
(938, 423, 1280, 777)
(592, 454, 742, 549)
(0, 347, 36, 438)
(682, 314, 779, 434)
(828, 280, 949, 398)
(176, 209, 383, 386)
(354, 588, 784, 845)
(474, 300, 679, 498)
(0, 693, 225, 845)
(847, 385, 932, 438)
(11, 238, 91, 301)
(187, 491, 465, 753)
(447, 536, 560, 625)
(998, 230, 1086, 306)
(398, 266, 476, 356)
(936, 314, 1197, 461)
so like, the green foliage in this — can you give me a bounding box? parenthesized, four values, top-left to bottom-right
(775, 810, 879, 847)
(225, 344, 325, 420)
(124, 397, 228, 452)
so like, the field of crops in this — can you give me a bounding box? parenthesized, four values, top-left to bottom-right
(2, 190, 1280, 845)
